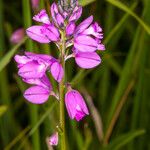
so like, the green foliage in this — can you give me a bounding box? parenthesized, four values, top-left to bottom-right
(0, 105, 8, 117)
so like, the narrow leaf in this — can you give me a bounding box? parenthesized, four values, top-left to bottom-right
(105, 130, 145, 150)
(0, 37, 28, 72)
(106, 0, 150, 34)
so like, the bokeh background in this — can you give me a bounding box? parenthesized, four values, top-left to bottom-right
(0, 0, 150, 149)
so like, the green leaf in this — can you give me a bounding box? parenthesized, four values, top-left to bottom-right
(105, 130, 145, 150)
(0, 105, 8, 117)
(0, 36, 28, 72)
(106, 0, 150, 34)
(79, 0, 96, 6)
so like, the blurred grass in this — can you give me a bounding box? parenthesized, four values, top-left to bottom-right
(22, 0, 40, 150)
(0, 0, 150, 150)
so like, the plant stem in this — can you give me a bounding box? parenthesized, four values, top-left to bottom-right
(59, 31, 66, 150)
(103, 79, 135, 145)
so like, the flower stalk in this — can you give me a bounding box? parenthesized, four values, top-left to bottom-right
(14, 0, 105, 148)
(59, 30, 66, 150)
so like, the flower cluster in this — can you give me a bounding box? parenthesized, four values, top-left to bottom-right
(14, 0, 105, 135)
(14, 52, 63, 104)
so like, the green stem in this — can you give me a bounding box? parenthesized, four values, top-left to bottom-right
(59, 31, 66, 150)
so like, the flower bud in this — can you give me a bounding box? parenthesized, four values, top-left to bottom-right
(49, 132, 58, 146)
(65, 89, 89, 121)
(10, 28, 25, 44)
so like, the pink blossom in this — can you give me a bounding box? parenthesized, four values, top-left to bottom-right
(14, 52, 64, 83)
(74, 16, 105, 52)
(33, 9, 50, 24)
(65, 89, 89, 121)
(49, 132, 58, 146)
(75, 51, 101, 69)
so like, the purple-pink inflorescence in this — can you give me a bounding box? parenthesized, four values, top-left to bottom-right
(14, 0, 105, 122)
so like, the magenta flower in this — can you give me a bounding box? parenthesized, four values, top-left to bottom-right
(26, 9, 60, 43)
(33, 9, 50, 24)
(64, 16, 105, 69)
(14, 52, 64, 104)
(10, 28, 25, 44)
(14, 52, 64, 82)
(14, 52, 51, 79)
(49, 132, 58, 146)
(51, 3, 65, 27)
(66, 22, 76, 36)
(24, 75, 52, 104)
(73, 16, 105, 52)
(65, 89, 89, 121)
(74, 51, 101, 69)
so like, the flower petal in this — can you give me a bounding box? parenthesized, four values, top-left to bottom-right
(33, 9, 50, 24)
(74, 35, 98, 52)
(50, 61, 64, 82)
(24, 86, 50, 104)
(18, 61, 46, 78)
(49, 132, 58, 146)
(66, 22, 76, 36)
(51, 2, 64, 27)
(23, 75, 52, 90)
(26, 25, 50, 43)
(75, 52, 101, 69)
(14, 55, 31, 67)
(75, 16, 93, 34)
(65, 89, 89, 121)
(69, 6, 82, 22)
(41, 24, 60, 41)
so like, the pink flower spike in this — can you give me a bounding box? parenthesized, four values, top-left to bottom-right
(65, 89, 89, 121)
(10, 28, 25, 44)
(49, 132, 58, 146)
(26, 25, 50, 43)
(75, 52, 101, 69)
(24, 86, 50, 104)
(33, 9, 50, 24)
(50, 61, 64, 82)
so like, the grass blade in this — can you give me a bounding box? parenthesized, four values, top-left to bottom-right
(106, 0, 150, 34)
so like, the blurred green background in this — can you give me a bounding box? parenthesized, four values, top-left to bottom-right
(0, 0, 150, 149)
